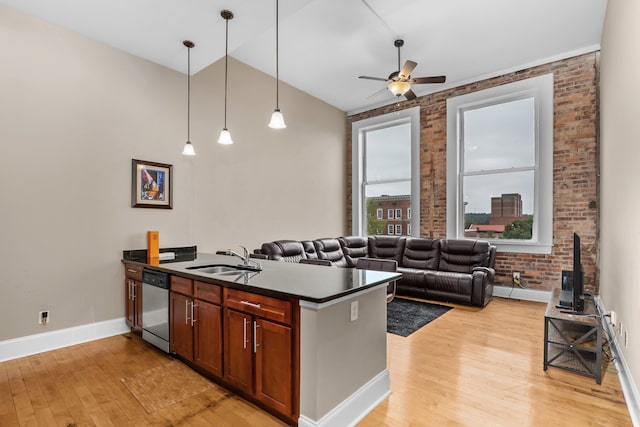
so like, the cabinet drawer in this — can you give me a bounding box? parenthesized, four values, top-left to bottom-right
(124, 263, 143, 281)
(194, 281, 221, 305)
(171, 275, 193, 295)
(224, 288, 292, 325)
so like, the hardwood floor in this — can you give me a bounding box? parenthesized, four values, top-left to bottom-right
(0, 297, 632, 426)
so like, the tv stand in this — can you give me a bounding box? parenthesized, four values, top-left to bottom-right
(544, 289, 602, 384)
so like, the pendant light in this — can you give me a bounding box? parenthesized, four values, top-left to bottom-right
(181, 40, 196, 156)
(218, 10, 234, 145)
(268, 0, 286, 129)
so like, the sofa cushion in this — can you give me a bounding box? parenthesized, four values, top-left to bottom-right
(401, 238, 440, 270)
(368, 236, 406, 263)
(261, 240, 307, 263)
(424, 270, 474, 302)
(438, 239, 490, 274)
(301, 240, 319, 259)
(338, 236, 369, 267)
(314, 238, 349, 267)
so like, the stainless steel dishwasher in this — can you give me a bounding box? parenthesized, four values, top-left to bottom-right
(141, 268, 170, 352)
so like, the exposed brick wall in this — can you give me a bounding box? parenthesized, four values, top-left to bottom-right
(347, 52, 599, 292)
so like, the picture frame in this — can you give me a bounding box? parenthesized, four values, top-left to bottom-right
(131, 159, 173, 209)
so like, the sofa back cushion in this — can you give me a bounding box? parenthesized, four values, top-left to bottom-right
(338, 236, 369, 267)
(261, 240, 306, 263)
(438, 239, 490, 273)
(401, 238, 440, 270)
(368, 236, 406, 263)
(301, 240, 319, 259)
(314, 238, 349, 267)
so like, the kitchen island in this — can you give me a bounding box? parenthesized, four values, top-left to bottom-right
(122, 252, 400, 427)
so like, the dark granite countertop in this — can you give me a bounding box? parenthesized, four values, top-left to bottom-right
(122, 253, 400, 304)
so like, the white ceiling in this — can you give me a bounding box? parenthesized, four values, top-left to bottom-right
(1, 0, 607, 114)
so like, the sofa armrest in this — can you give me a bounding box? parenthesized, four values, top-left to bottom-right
(472, 266, 495, 282)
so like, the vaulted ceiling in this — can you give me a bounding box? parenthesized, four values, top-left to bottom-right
(0, 0, 607, 114)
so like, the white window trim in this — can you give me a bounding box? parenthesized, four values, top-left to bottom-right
(387, 225, 394, 235)
(352, 107, 421, 237)
(395, 224, 402, 235)
(387, 209, 394, 220)
(376, 208, 383, 219)
(446, 73, 554, 254)
(395, 209, 402, 219)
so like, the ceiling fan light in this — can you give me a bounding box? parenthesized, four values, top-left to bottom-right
(268, 109, 287, 129)
(182, 140, 196, 156)
(218, 128, 234, 145)
(388, 81, 411, 96)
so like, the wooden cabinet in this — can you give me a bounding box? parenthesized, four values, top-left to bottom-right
(169, 277, 223, 378)
(124, 263, 143, 334)
(223, 288, 294, 418)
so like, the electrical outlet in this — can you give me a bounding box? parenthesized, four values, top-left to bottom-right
(512, 271, 521, 286)
(610, 311, 617, 327)
(350, 300, 358, 322)
(625, 331, 629, 348)
(39, 310, 49, 325)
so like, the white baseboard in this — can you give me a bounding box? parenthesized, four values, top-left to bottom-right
(593, 297, 640, 426)
(0, 318, 130, 363)
(493, 285, 552, 303)
(298, 369, 390, 427)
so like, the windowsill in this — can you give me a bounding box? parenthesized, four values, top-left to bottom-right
(492, 242, 552, 255)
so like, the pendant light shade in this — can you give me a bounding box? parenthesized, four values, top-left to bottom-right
(218, 10, 234, 145)
(182, 40, 196, 156)
(268, 0, 286, 129)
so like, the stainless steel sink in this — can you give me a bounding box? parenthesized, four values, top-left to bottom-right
(186, 264, 260, 274)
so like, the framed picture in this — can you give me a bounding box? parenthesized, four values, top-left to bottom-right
(131, 159, 173, 209)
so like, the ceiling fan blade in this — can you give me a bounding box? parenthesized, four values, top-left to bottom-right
(410, 76, 447, 84)
(359, 76, 389, 82)
(366, 87, 390, 99)
(399, 60, 417, 79)
(404, 89, 417, 100)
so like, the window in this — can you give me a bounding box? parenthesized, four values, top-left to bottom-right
(376, 208, 383, 219)
(407, 224, 412, 235)
(395, 209, 402, 219)
(395, 224, 402, 235)
(352, 107, 420, 237)
(446, 74, 553, 254)
(387, 225, 394, 235)
(408, 207, 411, 219)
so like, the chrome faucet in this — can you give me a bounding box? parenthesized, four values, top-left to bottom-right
(227, 246, 262, 271)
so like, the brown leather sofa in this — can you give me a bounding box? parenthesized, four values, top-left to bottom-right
(258, 236, 496, 307)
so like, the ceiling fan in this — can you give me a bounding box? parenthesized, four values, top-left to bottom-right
(359, 39, 446, 100)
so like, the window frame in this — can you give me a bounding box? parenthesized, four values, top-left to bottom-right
(395, 224, 402, 235)
(387, 224, 394, 235)
(376, 208, 383, 219)
(352, 107, 421, 237)
(446, 73, 554, 254)
(387, 209, 394, 220)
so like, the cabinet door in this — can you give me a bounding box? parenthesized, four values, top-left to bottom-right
(194, 300, 222, 377)
(125, 280, 135, 329)
(223, 309, 253, 394)
(170, 292, 193, 359)
(255, 319, 292, 416)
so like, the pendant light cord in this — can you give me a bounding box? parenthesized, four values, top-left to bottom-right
(224, 16, 229, 128)
(275, 0, 280, 110)
(187, 45, 191, 141)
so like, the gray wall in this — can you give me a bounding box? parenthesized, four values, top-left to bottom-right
(0, 5, 346, 341)
(600, 0, 640, 398)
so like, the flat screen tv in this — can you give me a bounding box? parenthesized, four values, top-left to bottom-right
(572, 232, 585, 312)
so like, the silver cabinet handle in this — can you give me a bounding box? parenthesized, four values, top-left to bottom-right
(253, 321, 260, 353)
(185, 299, 190, 325)
(127, 268, 137, 273)
(241, 300, 261, 309)
(243, 317, 249, 350)
(191, 302, 196, 326)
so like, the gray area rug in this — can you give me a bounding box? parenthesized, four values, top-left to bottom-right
(387, 298, 452, 337)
